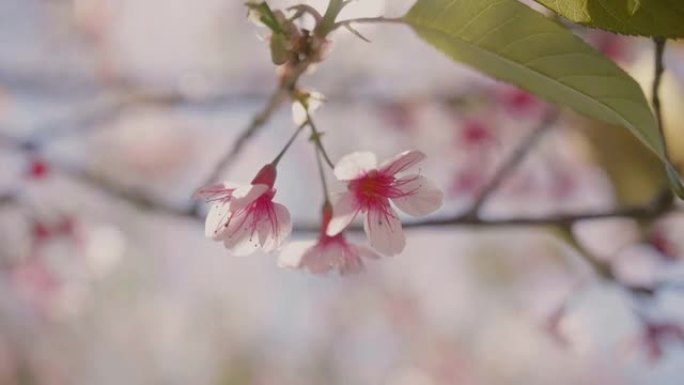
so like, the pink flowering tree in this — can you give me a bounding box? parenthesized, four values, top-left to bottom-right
(3, 0, 684, 383)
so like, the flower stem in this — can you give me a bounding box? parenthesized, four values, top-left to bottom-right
(272, 121, 307, 166)
(304, 109, 335, 169)
(333, 16, 406, 31)
(315, 146, 330, 204)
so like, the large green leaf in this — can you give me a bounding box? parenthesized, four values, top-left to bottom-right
(404, 0, 665, 160)
(535, 0, 684, 38)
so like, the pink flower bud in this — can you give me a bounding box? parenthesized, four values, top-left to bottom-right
(251, 164, 277, 188)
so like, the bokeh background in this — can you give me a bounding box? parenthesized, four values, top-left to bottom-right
(1, 0, 684, 384)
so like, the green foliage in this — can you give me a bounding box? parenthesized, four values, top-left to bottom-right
(246, 2, 284, 34)
(580, 120, 666, 205)
(534, 0, 684, 38)
(405, 0, 666, 161)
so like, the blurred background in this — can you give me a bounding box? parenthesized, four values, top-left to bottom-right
(1, 0, 684, 384)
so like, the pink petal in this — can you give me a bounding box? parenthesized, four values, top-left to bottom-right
(379, 150, 426, 176)
(363, 206, 406, 256)
(278, 240, 316, 269)
(193, 182, 233, 200)
(333, 152, 378, 181)
(221, 211, 258, 256)
(205, 201, 233, 240)
(205, 184, 268, 242)
(305, 245, 336, 274)
(262, 203, 292, 252)
(392, 175, 444, 217)
(326, 192, 360, 236)
(354, 244, 381, 260)
(333, 243, 365, 275)
(234, 183, 269, 200)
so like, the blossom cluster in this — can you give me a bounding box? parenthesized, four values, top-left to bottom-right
(195, 150, 443, 275)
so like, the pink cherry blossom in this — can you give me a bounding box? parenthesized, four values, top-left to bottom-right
(327, 150, 443, 256)
(194, 164, 291, 256)
(279, 204, 378, 275)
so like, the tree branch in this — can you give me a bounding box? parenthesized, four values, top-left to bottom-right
(197, 86, 290, 187)
(652, 37, 667, 158)
(466, 109, 559, 217)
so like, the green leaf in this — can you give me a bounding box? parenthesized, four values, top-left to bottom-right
(627, 0, 641, 16)
(534, 0, 684, 38)
(405, 0, 665, 162)
(666, 162, 684, 198)
(246, 2, 284, 34)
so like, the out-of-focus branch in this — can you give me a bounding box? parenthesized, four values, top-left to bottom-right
(33, 90, 270, 143)
(36, 153, 678, 231)
(0, 192, 16, 207)
(296, 194, 676, 232)
(466, 109, 559, 217)
(197, 86, 290, 187)
(652, 37, 667, 158)
(57, 162, 196, 219)
(195, 50, 335, 190)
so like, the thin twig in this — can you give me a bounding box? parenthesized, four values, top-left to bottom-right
(272, 121, 308, 165)
(197, 51, 317, 190)
(652, 37, 668, 158)
(315, 146, 331, 203)
(333, 16, 406, 31)
(199, 86, 290, 186)
(562, 226, 614, 280)
(54, 161, 190, 216)
(304, 109, 335, 169)
(466, 109, 560, 217)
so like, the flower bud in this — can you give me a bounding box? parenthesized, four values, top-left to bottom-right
(251, 164, 277, 188)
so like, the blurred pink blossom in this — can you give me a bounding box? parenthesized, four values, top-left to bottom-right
(279, 204, 378, 275)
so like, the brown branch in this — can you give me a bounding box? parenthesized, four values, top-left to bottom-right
(197, 86, 290, 187)
(0, 192, 16, 207)
(39, 153, 678, 234)
(56, 162, 197, 219)
(466, 109, 560, 217)
(652, 37, 668, 158)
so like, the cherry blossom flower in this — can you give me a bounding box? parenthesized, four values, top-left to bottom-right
(279, 204, 378, 275)
(327, 150, 443, 256)
(194, 164, 292, 256)
(622, 321, 684, 362)
(27, 158, 50, 179)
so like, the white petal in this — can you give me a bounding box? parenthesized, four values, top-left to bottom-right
(205, 184, 266, 241)
(379, 150, 426, 176)
(326, 192, 360, 236)
(222, 211, 258, 256)
(205, 202, 232, 240)
(392, 175, 444, 217)
(266, 203, 292, 251)
(354, 244, 381, 260)
(291, 92, 324, 126)
(278, 240, 316, 269)
(229, 235, 261, 256)
(234, 183, 269, 200)
(193, 182, 237, 200)
(363, 206, 406, 256)
(333, 152, 377, 181)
